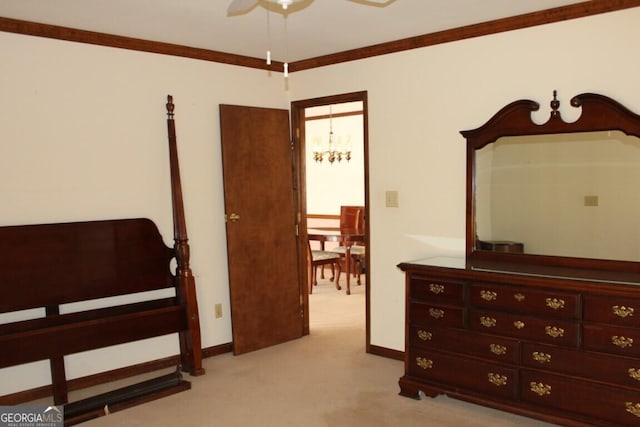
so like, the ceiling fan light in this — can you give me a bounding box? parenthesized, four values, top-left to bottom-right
(266, 0, 304, 10)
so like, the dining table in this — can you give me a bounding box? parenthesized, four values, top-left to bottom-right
(307, 228, 365, 295)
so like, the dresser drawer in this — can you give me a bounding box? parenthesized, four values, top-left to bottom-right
(410, 276, 464, 303)
(409, 325, 519, 364)
(523, 342, 640, 389)
(411, 302, 464, 328)
(521, 370, 640, 426)
(584, 324, 640, 357)
(408, 348, 517, 400)
(470, 309, 579, 347)
(584, 295, 640, 327)
(470, 283, 579, 319)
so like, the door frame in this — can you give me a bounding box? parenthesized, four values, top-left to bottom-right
(291, 91, 370, 352)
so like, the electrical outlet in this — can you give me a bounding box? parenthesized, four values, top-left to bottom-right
(214, 303, 223, 319)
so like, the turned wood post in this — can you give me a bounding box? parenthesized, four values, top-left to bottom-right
(166, 95, 205, 376)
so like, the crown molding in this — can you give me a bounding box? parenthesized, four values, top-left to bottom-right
(290, 0, 640, 71)
(0, 16, 285, 72)
(1, 1, 639, 73)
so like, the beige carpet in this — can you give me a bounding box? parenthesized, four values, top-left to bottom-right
(73, 275, 553, 426)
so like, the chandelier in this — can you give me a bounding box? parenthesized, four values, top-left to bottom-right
(312, 107, 352, 163)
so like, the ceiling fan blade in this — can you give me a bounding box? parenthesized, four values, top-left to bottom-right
(227, 0, 260, 15)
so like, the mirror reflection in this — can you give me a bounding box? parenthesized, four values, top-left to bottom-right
(475, 130, 640, 262)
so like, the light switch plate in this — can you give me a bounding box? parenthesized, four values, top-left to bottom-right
(584, 195, 599, 207)
(385, 190, 399, 208)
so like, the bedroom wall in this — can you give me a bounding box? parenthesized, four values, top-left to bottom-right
(2, 6, 640, 396)
(0, 31, 288, 394)
(288, 7, 640, 351)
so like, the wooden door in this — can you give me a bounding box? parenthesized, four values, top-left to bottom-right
(219, 104, 303, 355)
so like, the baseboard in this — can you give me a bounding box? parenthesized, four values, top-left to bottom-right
(0, 342, 233, 405)
(202, 342, 233, 358)
(368, 344, 404, 361)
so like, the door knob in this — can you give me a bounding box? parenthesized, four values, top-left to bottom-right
(227, 213, 240, 222)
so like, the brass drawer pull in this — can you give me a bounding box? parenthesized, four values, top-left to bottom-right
(628, 368, 640, 381)
(488, 373, 508, 387)
(429, 308, 444, 319)
(545, 326, 564, 338)
(513, 320, 525, 329)
(416, 357, 433, 370)
(480, 290, 497, 301)
(546, 298, 565, 310)
(417, 330, 432, 341)
(532, 352, 552, 364)
(514, 293, 525, 302)
(626, 402, 640, 417)
(480, 316, 496, 328)
(489, 344, 507, 355)
(530, 382, 551, 396)
(613, 336, 634, 349)
(429, 283, 445, 294)
(613, 305, 635, 318)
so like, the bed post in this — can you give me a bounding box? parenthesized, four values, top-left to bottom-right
(165, 95, 205, 376)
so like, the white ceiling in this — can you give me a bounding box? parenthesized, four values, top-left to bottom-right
(1, 0, 586, 63)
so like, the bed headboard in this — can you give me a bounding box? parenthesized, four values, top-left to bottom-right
(0, 218, 173, 313)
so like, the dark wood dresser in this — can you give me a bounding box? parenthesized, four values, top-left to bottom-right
(398, 257, 640, 427)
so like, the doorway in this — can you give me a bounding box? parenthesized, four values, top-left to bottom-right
(291, 91, 370, 351)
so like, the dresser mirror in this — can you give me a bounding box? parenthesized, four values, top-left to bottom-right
(462, 92, 640, 273)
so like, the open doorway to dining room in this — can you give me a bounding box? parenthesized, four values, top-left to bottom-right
(291, 91, 370, 350)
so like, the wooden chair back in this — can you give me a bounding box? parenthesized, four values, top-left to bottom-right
(339, 205, 365, 235)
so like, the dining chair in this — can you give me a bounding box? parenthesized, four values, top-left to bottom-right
(307, 239, 342, 294)
(331, 205, 366, 286)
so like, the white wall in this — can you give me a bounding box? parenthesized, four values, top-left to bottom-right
(289, 7, 640, 351)
(2, 7, 640, 395)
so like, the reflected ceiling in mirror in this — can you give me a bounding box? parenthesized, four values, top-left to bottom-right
(476, 130, 640, 261)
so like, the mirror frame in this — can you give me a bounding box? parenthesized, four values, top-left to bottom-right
(461, 92, 640, 273)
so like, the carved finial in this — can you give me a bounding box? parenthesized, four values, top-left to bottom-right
(550, 90, 560, 116)
(166, 95, 174, 119)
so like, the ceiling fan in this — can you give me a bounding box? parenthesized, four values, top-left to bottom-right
(227, 0, 394, 77)
(227, 0, 394, 15)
